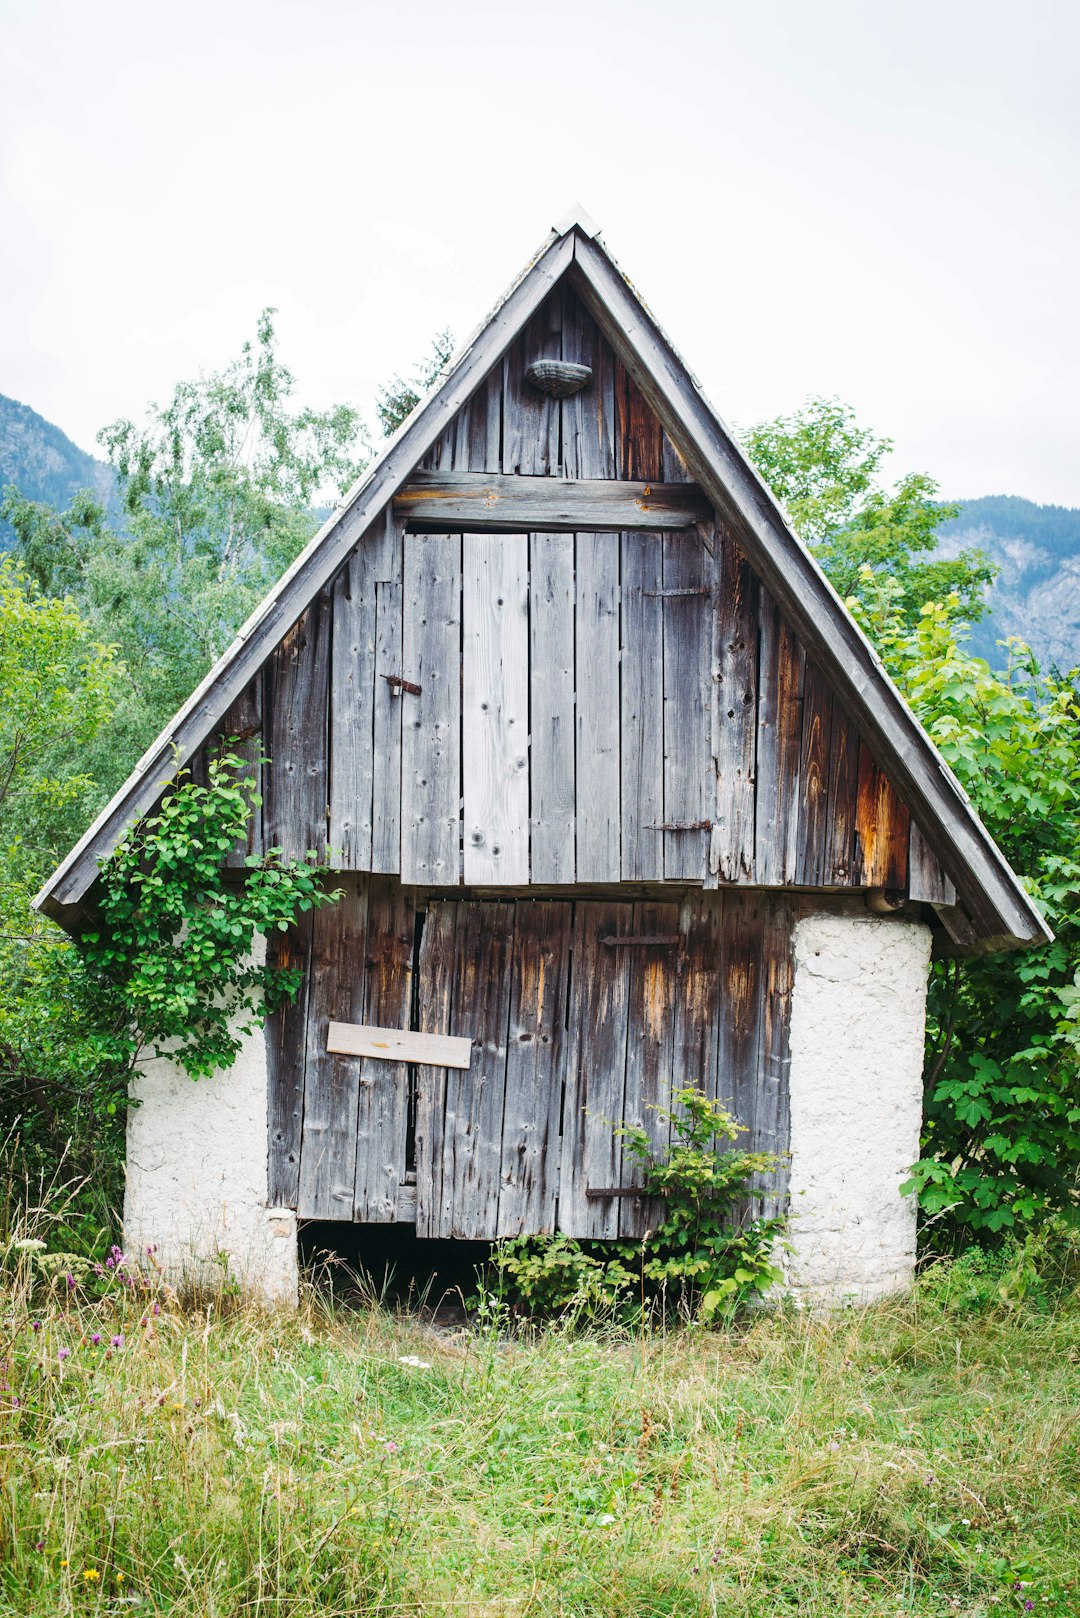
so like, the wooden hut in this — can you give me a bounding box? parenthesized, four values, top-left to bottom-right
(37, 209, 1049, 1305)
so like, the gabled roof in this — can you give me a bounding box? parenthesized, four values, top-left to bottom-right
(35, 210, 1050, 955)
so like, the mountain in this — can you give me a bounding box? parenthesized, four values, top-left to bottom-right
(936, 496, 1080, 672)
(0, 393, 112, 546)
(2, 393, 1077, 673)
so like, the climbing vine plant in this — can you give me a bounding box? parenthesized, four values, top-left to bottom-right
(79, 750, 338, 1079)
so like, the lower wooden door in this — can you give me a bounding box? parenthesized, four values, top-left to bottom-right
(413, 896, 692, 1241)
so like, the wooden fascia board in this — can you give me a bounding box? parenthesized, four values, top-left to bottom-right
(566, 232, 1049, 952)
(35, 227, 577, 918)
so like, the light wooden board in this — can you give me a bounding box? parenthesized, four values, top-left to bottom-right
(620, 529, 664, 880)
(265, 903, 313, 1209)
(328, 546, 376, 869)
(575, 533, 621, 882)
(529, 532, 576, 882)
(463, 532, 530, 883)
(400, 533, 462, 885)
(371, 578, 403, 873)
(328, 1021, 472, 1069)
(710, 527, 757, 883)
(662, 529, 712, 881)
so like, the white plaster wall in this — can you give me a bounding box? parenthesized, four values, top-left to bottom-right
(784, 912, 932, 1307)
(123, 939, 298, 1306)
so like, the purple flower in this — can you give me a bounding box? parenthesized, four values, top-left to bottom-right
(35, 1540, 44, 1551)
(110, 1335, 123, 1349)
(11, 1397, 19, 1408)
(1025, 1604, 1035, 1612)
(31, 1321, 41, 1333)
(152, 1302, 161, 1317)
(65, 1273, 76, 1290)
(58, 1348, 70, 1361)
(90, 1334, 101, 1346)
(104, 1257, 114, 1269)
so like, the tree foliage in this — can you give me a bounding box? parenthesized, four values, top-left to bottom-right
(853, 576, 1080, 1238)
(741, 396, 996, 629)
(79, 753, 339, 1080)
(374, 328, 454, 439)
(3, 310, 367, 761)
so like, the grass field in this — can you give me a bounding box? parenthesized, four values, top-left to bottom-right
(0, 1244, 1077, 1617)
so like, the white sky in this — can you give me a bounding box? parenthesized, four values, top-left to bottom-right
(2, 0, 1078, 504)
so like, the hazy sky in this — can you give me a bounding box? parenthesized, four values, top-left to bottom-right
(3, 0, 1078, 504)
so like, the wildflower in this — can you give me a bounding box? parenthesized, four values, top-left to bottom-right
(827, 1440, 841, 1451)
(82, 1568, 99, 1581)
(31, 1321, 42, 1333)
(110, 1335, 123, 1349)
(11, 1397, 19, 1408)
(140, 1317, 148, 1327)
(1024, 1603, 1034, 1612)
(12, 1237, 46, 1252)
(152, 1301, 161, 1316)
(91, 1333, 101, 1346)
(35, 1541, 44, 1551)
(961, 1517, 971, 1526)
(65, 1273, 76, 1290)
(116, 1572, 126, 1583)
(397, 1354, 431, 1369)
(595, 1512, 617, 1526)
(384, 1440, 399, 1453)
(58, 1348, 70, 1362)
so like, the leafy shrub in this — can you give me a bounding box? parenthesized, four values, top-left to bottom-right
(853, 583, 1080, 1241)
(494, 1089, 784, 1322)
(79, 749, 339, 1079)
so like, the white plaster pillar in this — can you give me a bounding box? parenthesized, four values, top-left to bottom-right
(123, 938, 298, 1306)
(783, 912, 933, 1307)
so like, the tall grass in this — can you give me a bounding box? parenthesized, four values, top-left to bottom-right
(0, 1204, 1077, 1616)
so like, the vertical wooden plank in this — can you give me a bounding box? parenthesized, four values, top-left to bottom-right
(615, 357, 664, 481)
(908, 821, 957, 905)
(420, 901, 514, 1239)
(673, 892, 723, 1103)
(264, 590, 331, 860)
(618, 902, 680, 1237)
(795, 658, 833, 886)
(352, 879, 414, 1222)
(497, 901, 572, 1237)
(503, 296, 561, 476)
(716, 892, 763, 1151)
(296, 877, 368, 1219)
(463, 532, 530, 884)
(371, 578, 403, 874)
(575, 532, 621, 882)
(711, 528, 757, 884)
(755, 897, 795, 1219)
(328, 547, 375, 869)
(563, 293, 616, 479)
(662, 529, 712, 881)
(558, 900, 634, 1239)
(854, 744, 911, 889)
(414, 901, 458, 1238)
(529, 531, 576, 883)
(620, 529, 664, 880)
(400, 533, 462, 885)
(466, 365, 502, 472)
(265, 904, 313, 1208)
(754, 592, 804, 885)
(825, 704, 859, 885)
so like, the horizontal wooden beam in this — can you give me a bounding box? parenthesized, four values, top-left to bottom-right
(327, 1020, 472, 1070)
(394, 471, 710, 532)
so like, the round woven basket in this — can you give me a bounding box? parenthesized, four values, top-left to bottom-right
(525, 359, 592, 398)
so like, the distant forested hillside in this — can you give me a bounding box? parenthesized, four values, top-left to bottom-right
(0, 393, 112, 545)
(937, 496, 1080, 670)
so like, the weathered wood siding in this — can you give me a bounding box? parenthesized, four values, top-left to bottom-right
(268, 881, 798, 1238)
(192, 285, 950, 905)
